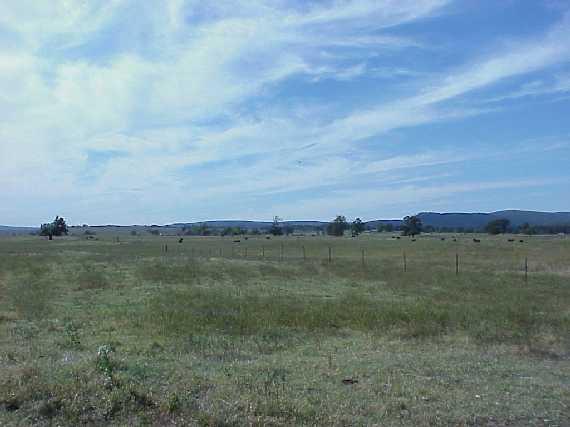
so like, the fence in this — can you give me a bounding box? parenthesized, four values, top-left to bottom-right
(158, 241, 537, 282)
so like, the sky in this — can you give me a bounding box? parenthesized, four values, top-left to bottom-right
(1, 0, 570, 226)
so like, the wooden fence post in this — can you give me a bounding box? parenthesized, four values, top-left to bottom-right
(456, 253, 459, 275)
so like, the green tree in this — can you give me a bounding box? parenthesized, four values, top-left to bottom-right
(351, 218, 365, 236)
(270, 216, 283, 236)
(485, 218, 510, 235)
(401, 215, 422, 237)
(327, 215, 348, 237)
(40, 216, 68, 240)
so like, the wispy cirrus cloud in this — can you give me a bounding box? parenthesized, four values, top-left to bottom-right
(1, 1, 570, 225)
(485, 73, 570, 103)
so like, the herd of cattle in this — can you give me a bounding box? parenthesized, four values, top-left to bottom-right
(390, 236, 525, 244)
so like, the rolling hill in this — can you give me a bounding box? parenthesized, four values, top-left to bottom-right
(2, 210, 569, 235)
(415, 210, 570, 230)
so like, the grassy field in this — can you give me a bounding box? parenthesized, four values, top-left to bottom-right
(0, 233, 569, 426)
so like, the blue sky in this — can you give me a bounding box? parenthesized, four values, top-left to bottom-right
(1, 0, 570, 226)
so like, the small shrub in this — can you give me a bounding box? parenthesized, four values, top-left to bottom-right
(96, 344, 116, 387)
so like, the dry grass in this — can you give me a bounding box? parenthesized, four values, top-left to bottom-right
(0, 233, 569, 426)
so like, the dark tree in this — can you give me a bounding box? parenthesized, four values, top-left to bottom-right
(351, 218, 365, 236)
(327, 215, 348, 237)
(401, 215, 422, 237)
(270, 216, 283, 236)
(40, 216, 68, 240)
(485, 218, 510, 235)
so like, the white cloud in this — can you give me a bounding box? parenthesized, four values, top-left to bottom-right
(260, 178, 562, 221)
(485, 73, 570, 103)
(1, 1, 569, 225)
(313, 16, 570, 149)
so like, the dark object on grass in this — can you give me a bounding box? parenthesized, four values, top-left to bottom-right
(342, 378, 358, 385)
(473, 238, 481, 243)
(178, 238, 184, 243)
(233, 240, 241, 243)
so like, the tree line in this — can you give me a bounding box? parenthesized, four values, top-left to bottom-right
(36, 215, 570, 239)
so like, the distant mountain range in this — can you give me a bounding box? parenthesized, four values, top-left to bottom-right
(414, 210, 570, 230)
(172, 210, 570, 230)
(2, 210, 570, 234)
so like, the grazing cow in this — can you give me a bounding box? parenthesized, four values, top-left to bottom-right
(266, 236, 271, 240)
(453, 238, 457, 242)
(244, 236, 249, 240)
(508, 239, 515, 242)
(441, 237, 446, 241)
(411, 239, 416, 242)
(233, 239, 241, 243)
(178, 238, 184, 243)
(473, 238, 481, 243)
(519, 239, 524, 243)
(396, 236, 401, 240)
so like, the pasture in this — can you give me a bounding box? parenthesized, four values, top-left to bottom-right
(0, 233, 569, 426)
